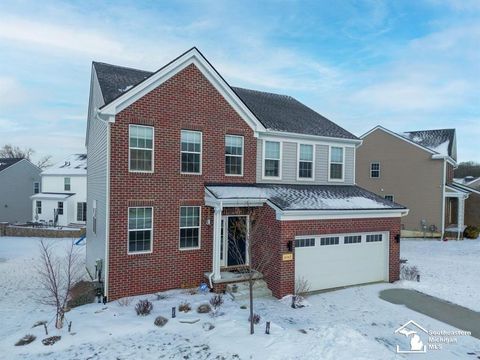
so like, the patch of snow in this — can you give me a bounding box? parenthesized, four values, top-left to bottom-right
(430, 141, 449, 156)
(118, 85, 133, 92)
(42, 154, 86, 176)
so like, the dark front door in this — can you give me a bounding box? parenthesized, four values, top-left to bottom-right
(227, 216, 247, 267)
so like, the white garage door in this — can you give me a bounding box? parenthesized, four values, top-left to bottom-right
(294, 232, 389, 292)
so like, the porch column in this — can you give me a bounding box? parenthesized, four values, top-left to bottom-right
(457, 196, 465, 240)
(212, 204, 222, 281)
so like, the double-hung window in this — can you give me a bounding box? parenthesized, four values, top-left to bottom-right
(33, 182, 40, 194)
(225, 135, 243, 176)
(180, 206, 200, 249)
(329, 146, 344, 181)
(264, 141, 281, 178)
(36, 201, 42, 215)
(129, 125, 154, 172)
(57, 202, 64, 215)
(128, 207, 153, 253)
(77, 202, 87, 222)
(181, 130, 202, 174)
(371, 162, 380, 178)
(298, 144, 314, 180)
(64, 177, 71, 191)
(384, 195, 394, 202)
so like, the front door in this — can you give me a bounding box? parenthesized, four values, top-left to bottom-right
(221, 216, 248, 267)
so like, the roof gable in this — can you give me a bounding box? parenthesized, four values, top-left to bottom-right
(42, 154, 87, 176)
(93, 48, 357, 140)
(401, 129, 455, 158)
(0, 158, 23, 173)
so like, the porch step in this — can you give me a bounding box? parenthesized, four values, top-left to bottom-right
(226, 280, 273, 301)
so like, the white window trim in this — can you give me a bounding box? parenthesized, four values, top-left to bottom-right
(370, 162, 380, 178)
(179, 206, 202, 250)
(225, 135, 244, 177)
(328, 145, 345, 182)
(180, 130, 203, 175)
(262, 139, 282, 180)
(296, 143, 315, 181)
(64, 177, 71, 191)
(127, 206, 154, 255)
(77, 202, 87, 222)
(384, 194, 394, 202)
(128, 124, 155, 174)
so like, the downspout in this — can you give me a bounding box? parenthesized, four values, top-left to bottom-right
(104, 122, 111, 300)
(441, 159, 446, 239)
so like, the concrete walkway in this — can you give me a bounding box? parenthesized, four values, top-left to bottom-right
(379, 288, 480, 339)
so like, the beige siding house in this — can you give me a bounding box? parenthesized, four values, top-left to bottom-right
(356, 126, 471, 238)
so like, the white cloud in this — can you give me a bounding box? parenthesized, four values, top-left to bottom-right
(0, 77, 28, 107)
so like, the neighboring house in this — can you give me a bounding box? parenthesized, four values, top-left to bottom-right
(86, 47, 408, 301)
(453, 178, 480, 227)
(31, 154, 87, 227)
(0, 158, 41, 223)
(357, 126, 471, 237)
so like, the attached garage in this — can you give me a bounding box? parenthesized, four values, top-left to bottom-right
(294, 231, 389, 292)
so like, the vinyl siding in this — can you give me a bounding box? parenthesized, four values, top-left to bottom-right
(256, 139, 355, 185)
(0, 160, 41, 223)
(86, 68, 108, 279)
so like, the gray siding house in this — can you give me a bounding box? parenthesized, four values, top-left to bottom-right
(0, 158, 41, 223)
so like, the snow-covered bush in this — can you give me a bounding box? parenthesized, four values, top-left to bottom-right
(464, 226, 480, 239)
(15, 334, 36, 346)
(197, 304, 211, 313)
(400, 264, 420, 281)
(135, 299, 153, 316)
(178, 301, 191, 313)
(154, 316, 168, 327)
(42, 336, 61, 346)
(117, 297, 133, 307)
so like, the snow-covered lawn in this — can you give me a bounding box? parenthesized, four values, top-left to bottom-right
(399, 238, 480, 312)
(1, 236, 479, 359)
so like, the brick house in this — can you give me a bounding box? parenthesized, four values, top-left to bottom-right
(85, 48, 408, 301)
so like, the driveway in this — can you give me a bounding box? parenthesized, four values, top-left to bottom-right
(379, 288, 480, 339)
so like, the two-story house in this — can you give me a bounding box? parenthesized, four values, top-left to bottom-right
(357, 126, 471, 238)
(86, 48, 408, 301)
(31, 154, 87, 227)
(0, 158, 41, 223)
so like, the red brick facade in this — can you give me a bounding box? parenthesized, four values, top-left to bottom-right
(106, 63, 402, 301)
(107, 64, 256, 300)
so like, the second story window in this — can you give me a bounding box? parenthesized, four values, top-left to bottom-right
(264, 141, 281, 178)
(329, 146, 344, 181)
(33, 182, 40, 194)
(64, 177, 71, 191)
(225, 135, 244, 176)
(181, 130, 202, 174)
(371, 162, 380, 178)
(129, 125, 154, 172)
(298, 144, 314, 180)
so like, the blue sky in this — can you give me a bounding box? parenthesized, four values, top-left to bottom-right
(0, 0, 479, 163)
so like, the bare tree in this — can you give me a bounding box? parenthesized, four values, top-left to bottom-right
(36, 239, 83, 329)
(0, 144, 52, 169)
(228, 206, 274, 334)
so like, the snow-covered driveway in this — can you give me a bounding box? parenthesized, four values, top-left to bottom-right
(1, 236, 479, 359)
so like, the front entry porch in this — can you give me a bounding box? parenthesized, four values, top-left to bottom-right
(444, 184, 470, 240)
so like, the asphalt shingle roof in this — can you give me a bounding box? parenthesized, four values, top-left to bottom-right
(0, 158, 23, 173)
(93, 62, 358, 140)
(401, 129, 455, 157)
(206, 184, 406, 211)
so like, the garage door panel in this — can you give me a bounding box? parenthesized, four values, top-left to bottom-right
(295, 232, 389, 292)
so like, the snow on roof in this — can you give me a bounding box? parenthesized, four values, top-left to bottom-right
(400, 129, 455, 157)
(31, 192, 74, 200)
(42, 154, 87, 176)
(206, 184, 406, 211)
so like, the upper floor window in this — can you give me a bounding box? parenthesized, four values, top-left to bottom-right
(329, 146, 344, 181)
(128, 207, 153, 253)
(225, 135, 244, 176)
(264, 141, 281, 178)
(57, 202, 64, 215)
(370, 162, 380, 178)
(129, 125, 154, 172)
(384, 195, 394, 202)
(33, 182, 40, 194)
(64, 177, 71, 191)
(181, 130, 202, 174)
(298, 144, 314, 180)
(180, 206, 201, 249)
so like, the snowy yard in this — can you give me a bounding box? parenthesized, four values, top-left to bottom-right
(1, 236, 480, 359)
